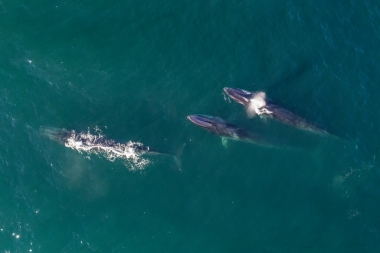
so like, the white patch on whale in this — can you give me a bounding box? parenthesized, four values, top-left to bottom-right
(245, 91, 272, 118)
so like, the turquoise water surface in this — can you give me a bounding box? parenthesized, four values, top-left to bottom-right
(1, 0, 380, 252)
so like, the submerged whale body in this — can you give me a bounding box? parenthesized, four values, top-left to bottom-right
(43, 128, 183, 168)
(44, 128, 149, 155)
(187, 114, 283, 148)
(223, 87, 328, 135)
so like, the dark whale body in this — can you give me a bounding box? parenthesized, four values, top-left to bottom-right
(223, 87, 328, 135)
(187, 115, 282, 148)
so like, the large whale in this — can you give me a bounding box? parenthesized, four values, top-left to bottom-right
(43, 128, 184, 168)
(223, 87, 328, 135)
(187, 114, 283, 148)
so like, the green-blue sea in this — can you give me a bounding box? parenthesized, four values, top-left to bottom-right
(1, 0, 380, 252)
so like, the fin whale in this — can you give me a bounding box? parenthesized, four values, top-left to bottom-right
(43, 128, 184, 168)
(187, 114, 284, 148)
(223, 87, 328, 135)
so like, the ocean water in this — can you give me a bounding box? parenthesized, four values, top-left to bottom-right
(1, 0, 380, 252)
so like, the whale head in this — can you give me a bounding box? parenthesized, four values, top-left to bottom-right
(187, 114, 233, 136)
(223, 87, 253, 106)
(188, 115, 253, 142)
(224, 87, 268, 117)
(187, 115, 225, 130)
(41, 127, 72, 144)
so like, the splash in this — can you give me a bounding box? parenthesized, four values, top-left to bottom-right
(45, 128, 150, 170)
(246, 92, 271, 118)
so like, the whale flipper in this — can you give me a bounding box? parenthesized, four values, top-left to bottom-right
(173, 143, 186, 170)
(221, 137, 228, 148)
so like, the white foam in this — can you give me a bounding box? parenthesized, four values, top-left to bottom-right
(63, 130, 150, 170)
(246, 92, 271, 117)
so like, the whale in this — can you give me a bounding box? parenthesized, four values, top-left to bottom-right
(223, 87, 328, 135)
(43, 128, 184, 168)
(187, 114, 283, 148)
